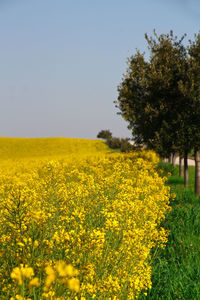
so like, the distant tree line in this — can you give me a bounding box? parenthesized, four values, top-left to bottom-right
(115, 30, 200, 194)
(97, 129, 135, 152)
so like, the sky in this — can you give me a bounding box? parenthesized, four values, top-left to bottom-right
(0, 0, 200, 139)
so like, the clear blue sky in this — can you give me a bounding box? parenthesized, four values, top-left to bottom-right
(0, 0, 199, 139)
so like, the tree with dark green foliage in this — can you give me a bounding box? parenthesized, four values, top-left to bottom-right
(187, 33, 200, 194)
(115, 51, 149, 147)
(97, 130, 133, 152)
(97, 129, 112, 140)
(106, 137, 133, 152)
(116, 30, 196, 188)
(145, 31, 194, 187)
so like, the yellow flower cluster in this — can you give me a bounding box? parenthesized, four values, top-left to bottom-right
(11, 264, 35, 285)
(0, 138, 171, 299)
(9, 261, 79, 300)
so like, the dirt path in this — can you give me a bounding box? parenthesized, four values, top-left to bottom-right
(164, 157, 195, 166)
(175, 157, 195, 167)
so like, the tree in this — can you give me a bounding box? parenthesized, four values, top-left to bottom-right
(116, 30, 193, 187)
(97, 130, 112, 140)
(106, 137, 133, 152)
(116, 51, 151, 147)
(188, 33, 200, 194)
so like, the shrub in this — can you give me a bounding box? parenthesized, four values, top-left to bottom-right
(106, 137, 134, 152)
(97, 130, 112, 140)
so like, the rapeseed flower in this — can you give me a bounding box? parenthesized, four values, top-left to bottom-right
(0, 138, 171, 299)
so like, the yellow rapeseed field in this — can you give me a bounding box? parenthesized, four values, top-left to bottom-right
(0, 138, 171, 299)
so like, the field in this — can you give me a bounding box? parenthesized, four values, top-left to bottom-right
(0, 137, 110, 160)
(0, 138, 171, 299)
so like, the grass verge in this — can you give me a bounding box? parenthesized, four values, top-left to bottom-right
(138, 163, 200, 300)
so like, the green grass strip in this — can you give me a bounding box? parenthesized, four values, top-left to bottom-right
(138, 163, 200, 300)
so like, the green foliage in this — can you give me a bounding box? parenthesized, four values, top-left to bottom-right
(187, 34, 200, 151)
(116, 30, 200, 159)
(97, 129, 112, 140)
(138, 163, 200, 299)
(188, 150, 195, 158)
(106, 137, 121, 149)
(97, 130, 134, 152)
(157, 161, 176, 177)
(106, 137, 134, 152)
(120, 138, 133, 152)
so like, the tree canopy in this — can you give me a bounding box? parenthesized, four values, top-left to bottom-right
(116, 30, 200, 157)
(116, 30, 200, 191)
(97, 129, 112, 140)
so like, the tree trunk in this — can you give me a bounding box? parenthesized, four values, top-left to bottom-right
(195, 150, 200, 195)
(169, 153, 173, 164)
(172, 153, 176, 167)
(179, 156, 184, 178)
(184, 152, 189, 188)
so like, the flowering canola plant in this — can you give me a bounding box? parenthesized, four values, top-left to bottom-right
(0, 138, 171, 299)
